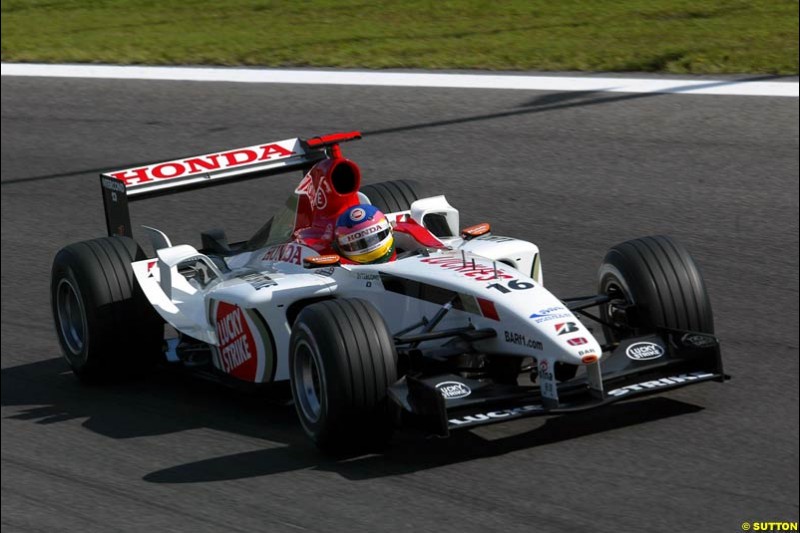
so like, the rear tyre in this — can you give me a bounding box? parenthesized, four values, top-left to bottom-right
(361, 179, 450, 237)
(360, 179, 425, 214)
(289, 298, 398, 453)
(597, 235, 714, 344)
(51, 236, 163, 383)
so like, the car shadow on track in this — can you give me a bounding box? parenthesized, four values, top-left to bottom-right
(2, 357, 703, 483)
(1, 357, 301, 442)
(141, 397, 703, 483)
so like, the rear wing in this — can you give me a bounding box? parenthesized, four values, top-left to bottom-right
(99, 131, 361, 237)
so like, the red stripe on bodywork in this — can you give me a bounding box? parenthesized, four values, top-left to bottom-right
(394, 219, 444, 248)
(476, 298, 500, 321)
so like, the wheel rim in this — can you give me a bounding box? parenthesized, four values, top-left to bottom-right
(56, 278, 88, 360)
(294, 340, 323, 423)
(602, 275, 636, 343)
(605, 281, 630, 320)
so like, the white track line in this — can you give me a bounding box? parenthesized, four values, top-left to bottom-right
(2, 63, 797, 97)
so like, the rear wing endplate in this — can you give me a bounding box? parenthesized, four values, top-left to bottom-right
(99, 131, 361, 237)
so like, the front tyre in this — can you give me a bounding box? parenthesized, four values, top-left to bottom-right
(51, 236, 163, 383)
(289, 299, 398, 453)
(598, 235, 714, 344)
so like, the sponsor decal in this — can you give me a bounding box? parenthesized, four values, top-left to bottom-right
(101, 176, 126, 193)
(214, 302, 258, 381)
(262, 243, 304, 265)
(578, 348, 598, 357)
(314, 185, 328, 209)
(240, 272, 278, 290)
(296, 174, 331, 210)
(681, 333, 717, 349)
(607, 372, 716, 397)
(567, 337, 588, 346)
(474, 235, 514, 242)
(294, 174, 313, 195)
(436, 381, 472, 400)
(476, 297, 500, 321)
(419, 256, 515, 282)
(350, 207, 366, 222)
(313, 266, 336, 277)
(530, 306, 571, 323)
(555, 322, 579, 335)
(355, 271, 382, 288)
(504, 330, 543, 350)
(626, 341, 665, 361)
(146, 260, 157, 278)
(538, 359, 558, 401)
(449, 404, 544, 426)
(448, 372, 714, 426)
(109, 143, 295, 187)
(341, 223, 386, 244)
(322, 223, 334, 241)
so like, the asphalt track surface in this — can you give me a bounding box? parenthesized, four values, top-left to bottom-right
(2, 74, 798, 533)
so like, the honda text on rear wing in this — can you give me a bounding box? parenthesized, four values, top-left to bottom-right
(99, 132, 362, 237)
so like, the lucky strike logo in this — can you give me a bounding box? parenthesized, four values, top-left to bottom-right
(435, 381, 472, 400)
(109, 143, 294, 187)
(681, 333, 716, 349)
(419, 257, 514, 282)
(625, 341, 665, 361)
(215, 302, 257, 381)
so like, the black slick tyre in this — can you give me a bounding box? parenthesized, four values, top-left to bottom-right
(598, 235, 714, 344)
(360, 179, 450, 237)
(50, 236, 163, 383)
(289, 298, 398, 453)
(360, 179, 425, 214)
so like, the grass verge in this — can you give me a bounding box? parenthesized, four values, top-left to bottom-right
(2, 0, 797, 74)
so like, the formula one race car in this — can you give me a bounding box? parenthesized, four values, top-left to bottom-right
(51, 131, 725, 452)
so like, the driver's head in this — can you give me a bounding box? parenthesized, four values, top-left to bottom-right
(334, 205, 394, 264)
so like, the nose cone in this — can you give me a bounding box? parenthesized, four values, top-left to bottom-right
(528, 307, 603, 365)
(559, 328, 603, 364)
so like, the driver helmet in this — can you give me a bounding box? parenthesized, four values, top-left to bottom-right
(334, 204, 394, 264)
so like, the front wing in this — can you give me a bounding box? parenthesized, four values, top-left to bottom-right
(388, 328, 726, 436)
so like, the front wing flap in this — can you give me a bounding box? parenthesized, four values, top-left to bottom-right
(388, 328, 726, 436)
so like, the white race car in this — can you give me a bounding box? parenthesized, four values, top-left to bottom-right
(51, 132, 725, 452)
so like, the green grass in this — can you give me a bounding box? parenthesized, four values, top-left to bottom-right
(2, 0, 797, 74)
